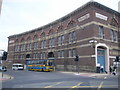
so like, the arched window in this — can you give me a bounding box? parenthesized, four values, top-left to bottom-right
(110, 17, 118, 27)
(33, 35, 38, 40)
(57, 25, 64, 32)
(26, 36, 31, 41)
(26, 36, 32, 50)
(48, 29, 54, 35)
(20, 38, 25, 43)
(67, 20, 76, 28)
(15, 39, 19, 43)
(40, 32, 46, 37)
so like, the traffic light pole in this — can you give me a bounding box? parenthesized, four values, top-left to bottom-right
(75, 55, 79, 74)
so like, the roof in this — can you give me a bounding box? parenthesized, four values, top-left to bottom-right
(8, 1, 120, 38)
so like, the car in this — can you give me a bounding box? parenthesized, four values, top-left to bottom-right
(12, 63, 24, 70)
(0, 66, 7, 72)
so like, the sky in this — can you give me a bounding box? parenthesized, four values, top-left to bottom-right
(0, 0, 119, 51)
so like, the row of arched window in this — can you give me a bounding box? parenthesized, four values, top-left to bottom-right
(15, 20, 77, 43)
(14, 48, 77, 60)
(14, 31, 77, 52)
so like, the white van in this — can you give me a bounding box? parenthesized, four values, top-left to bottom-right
(12, 63, 24, 70)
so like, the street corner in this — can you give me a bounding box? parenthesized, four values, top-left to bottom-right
(91, 73, 119, 79)
(0, 74, 14, 81)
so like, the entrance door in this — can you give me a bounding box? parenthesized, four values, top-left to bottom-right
(97, 49, 105, 72)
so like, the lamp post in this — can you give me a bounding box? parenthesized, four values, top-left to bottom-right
(89, 40, 98, 72)
(74, 55, 79, 74)
(89, 40, 97, 48)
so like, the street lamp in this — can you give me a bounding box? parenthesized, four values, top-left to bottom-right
(89, 40, 98, 72)
(89, 40, 97, 48)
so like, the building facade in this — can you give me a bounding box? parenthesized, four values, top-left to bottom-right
(7, 1, 120, 72)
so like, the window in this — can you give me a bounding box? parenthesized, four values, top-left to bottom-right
(58, 51, 61, 58)
(69, 49, 76, 57)
(58, 36, 61, 46)
(72, 49, 76, 57)
(41, 40, 46, 49)
(110, 29, 118, 42)
(43, 52, 46, 59)
(110, 29, 114, 41)
(20, 45, 25, 51)
(20, 44, 26, 51)
(114, 31, 118, 41)
(69, 32, 72, 43)
(23, 44, 26, 51)
(99, 26, 104, 39)
(40, 52, 45, 59)
(61, 50, 65, 58)
(58, 35, 64, 46)
(61, 35, 65, 45)
(52, 38, 55, 47)
(57, 50, 64, 58)
(33, 42, 38, 50)
(69, 31, 76, 43)
(40, 53, 42, 59)
(29, 43, 32, 50)
(20, 54, 24, 60)
(49, 39, 51, 47)
(49, 38, 55, 47)
(69, 50, 72, 57)
(73, 31, 76, 42)
(15, 45, 20, 51)
(33, 53, 38, 59)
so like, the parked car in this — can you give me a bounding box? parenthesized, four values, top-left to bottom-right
(0, 66, 7, 72)
(12, 63, 24, 70)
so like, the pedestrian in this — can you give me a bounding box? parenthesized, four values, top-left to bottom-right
(112, 65, 117, 75)
(100, 65, 104, 73)
(112, 69, 116, 75)
(109, 66, 112, 74)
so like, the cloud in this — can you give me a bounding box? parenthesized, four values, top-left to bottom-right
(5, 0, 41, 3)
(0, 41, 8, 51)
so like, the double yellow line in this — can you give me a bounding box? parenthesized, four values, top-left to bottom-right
(44, 82, 63, 88)
(97, 81, 104, 90)
(71, 82, 83, 88)
(43, 81, 118, 89)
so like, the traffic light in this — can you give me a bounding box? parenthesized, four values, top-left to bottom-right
(74, 55, 79, 61)
(115, 56, 119, 62)
(2, 51, 8, 60)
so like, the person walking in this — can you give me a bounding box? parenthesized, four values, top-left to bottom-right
(100, 65, 104, 73)
(109, 66, 112, 74)
(112, 65, 117, 75)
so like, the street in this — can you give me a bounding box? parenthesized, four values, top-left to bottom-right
(2, 69, 119, 89)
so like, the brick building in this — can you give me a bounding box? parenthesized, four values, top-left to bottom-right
(7, 1, 120, 72)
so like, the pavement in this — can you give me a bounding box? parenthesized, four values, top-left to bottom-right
(59, 71, 120, 78)
(0, 71, 119, 81)
(0, 72, 14, 81)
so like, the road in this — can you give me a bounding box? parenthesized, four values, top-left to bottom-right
(2, 69, 119, 89)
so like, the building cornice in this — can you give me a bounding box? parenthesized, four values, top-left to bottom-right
(8, 1, 120, 38)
